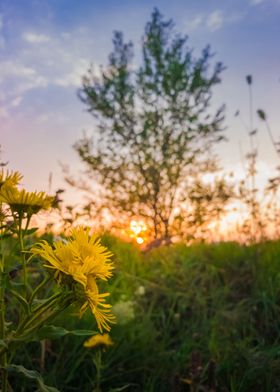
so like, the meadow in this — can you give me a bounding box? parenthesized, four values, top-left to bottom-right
(6, 232, 280, 391)
(2, 6, 280, 391)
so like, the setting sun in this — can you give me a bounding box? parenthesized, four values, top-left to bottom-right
(129, 220, 147, 244)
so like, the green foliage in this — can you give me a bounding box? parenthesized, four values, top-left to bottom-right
(0, 171, 116, 391)
(6, 365, 59, 392)
(25, 325, 97, 341)
(74, 8, 228, 239)
(10, 236, 280, 391)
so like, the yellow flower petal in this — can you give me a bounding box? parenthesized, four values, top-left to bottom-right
(83, 333, 113, 349)
(0, 186, 53, 215)
(30, 226, 115, 332)
(0, 169, 23, 189)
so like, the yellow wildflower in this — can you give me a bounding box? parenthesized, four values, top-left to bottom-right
(30, 227, 116, 332)
(0, 169, 22, 189)
(84, 333, 113, 349)
(80, 278, 116, 332)
(0, 186, 53, 216)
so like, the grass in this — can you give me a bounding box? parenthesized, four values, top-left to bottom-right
(9, 236, 280, 391)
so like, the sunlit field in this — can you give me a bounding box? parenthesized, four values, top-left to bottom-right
(3, 218, 280, 391)
(2, 1, 280, 391)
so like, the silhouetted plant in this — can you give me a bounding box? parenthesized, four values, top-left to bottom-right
(0, 145, 8, 167)
(174, 175, 233, 242)
(71, 9, 228, 240)
(236, 75, 264, 242)
(258, 109, 280, 238)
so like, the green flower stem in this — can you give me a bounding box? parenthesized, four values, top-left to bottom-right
(0, 243, 8, 392)
(21, 301, 71, 339)
(32, 291, 64, 314)
(16, 292, 63, 335)
(93, 350, 102, 391)
(29, 275, 52, 305)
(23, 295, 63, 331)
(0, 293, 74, 360)
(17, 213, 27, 296)
(24, 215, 31, 233)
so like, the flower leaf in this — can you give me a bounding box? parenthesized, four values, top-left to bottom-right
(9, 289, 30, 315)
(6, 364, 60, 392)
(30, 325, 97, 340)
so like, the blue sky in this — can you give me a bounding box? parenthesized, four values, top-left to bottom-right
(1, 0, 280, 202)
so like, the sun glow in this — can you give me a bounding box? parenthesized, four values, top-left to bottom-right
(136, 237, 144, 244)
(129, 220, 147, 244)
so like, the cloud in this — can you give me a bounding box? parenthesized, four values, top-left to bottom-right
(226, 11, 247, 24)
(0, 60, 47, 118)
(207, 10, 224, 32)
(0, 97, 23, 120)
(0, 107, 8, 119)
(186, 9, 241, 33)
(15, 77, 48, 95)
(0, 61, 47, 84)
(54, 58, 92, 87)
(250, 0, 265, 4)
(36, 113, 50, 123)
(0, 61, 48, 96)
(23, 32, 50, 44)
(187, 15, 203, 31)
(11, 96, 23, 107)
(0, 61, 36, 80)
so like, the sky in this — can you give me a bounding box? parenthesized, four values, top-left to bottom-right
(1, 0, 280, 205)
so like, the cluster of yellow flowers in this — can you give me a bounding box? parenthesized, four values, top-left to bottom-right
(0, 169, 53, 217)
(0, 169, 116, 333)
(31, 227, 116, 332)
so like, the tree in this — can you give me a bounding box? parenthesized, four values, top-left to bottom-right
(73, 8, 227, 240)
